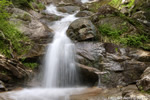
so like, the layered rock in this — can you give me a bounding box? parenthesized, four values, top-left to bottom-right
(74, 42, 150, 87)
(67, 18, 97, 41)
(0, 54, 32, 87)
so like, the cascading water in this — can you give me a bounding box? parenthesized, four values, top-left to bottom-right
(0, 0, 96, 100)
(42, 4, 78, 88)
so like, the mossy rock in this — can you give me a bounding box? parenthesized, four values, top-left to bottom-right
(97, 17, 136, 35)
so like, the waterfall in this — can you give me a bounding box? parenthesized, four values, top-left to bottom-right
(42, 4, 79, 88)
(1, 1, 97, 100)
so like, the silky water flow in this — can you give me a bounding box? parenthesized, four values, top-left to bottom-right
(1, 0, 94, 100)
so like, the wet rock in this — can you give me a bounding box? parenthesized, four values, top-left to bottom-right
(76, 42, 105, 64)
(40, 13, 63, 25)
(137, 67, 150, 91)
(76, 10, 94, 17)
(67, 18, 97, 41)
(57, 6, 80, 14)
(0, 54, 33, 84)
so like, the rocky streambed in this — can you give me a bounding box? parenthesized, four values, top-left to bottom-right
(0, 0, 150, 100)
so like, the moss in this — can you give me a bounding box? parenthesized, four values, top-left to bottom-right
(109, 0, 122, 8)
(98, 23, 148, 47)
(98, 23, 128, 38)
(109, 0, 135, 9)
(28, 1, 45, 11)
(23, 62, 38, 69)
(11, 0, 33, 8)
(22, 13, 31, 21)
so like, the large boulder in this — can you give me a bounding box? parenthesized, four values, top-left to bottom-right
(9, 8, 53, 60)
(67, 18, 97, 41)
(9, 8, 53, 41)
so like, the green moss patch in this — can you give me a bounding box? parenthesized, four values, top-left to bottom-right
(109, 0, 135, 9)
(98, 23, 148, 47)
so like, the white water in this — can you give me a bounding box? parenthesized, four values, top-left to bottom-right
(43, 4, 78, 88)
(81, 0, 90, 3)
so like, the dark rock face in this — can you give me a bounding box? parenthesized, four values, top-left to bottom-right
(122, 61, 147, 84)
(77, 63, 99, 86)
(76, 42, 150, 87)
(67, 18, 97, 41)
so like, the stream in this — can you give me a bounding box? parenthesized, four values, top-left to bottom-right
(0, 0, 95, 100)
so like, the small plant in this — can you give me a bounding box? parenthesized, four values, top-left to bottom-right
(120, 35, 148, 47)
(0, 0, 32, 58)
(98, 24, 127, 38)
(23, 62, 38, 69)
(11, 0, 33, 8)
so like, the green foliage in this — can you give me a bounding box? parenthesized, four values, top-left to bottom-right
(120, 35, 148, 47)
(98, 24, 148, 47)
(0, 0, 11, 19)
(0, 0, 32, 58)
(36, 2, 45, 11)
(109, 0, 135, 9)
(0, 19, 32, 57)
(99, 24, 127, 38)
(109, 0, 122, 8)
(23, 62, 38, 69)
(11, 0, 45, 11)
(11, 0, 32, 8)
(89, 2, 101, 13)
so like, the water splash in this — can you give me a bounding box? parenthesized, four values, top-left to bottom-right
(7, 88, 85, 100)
